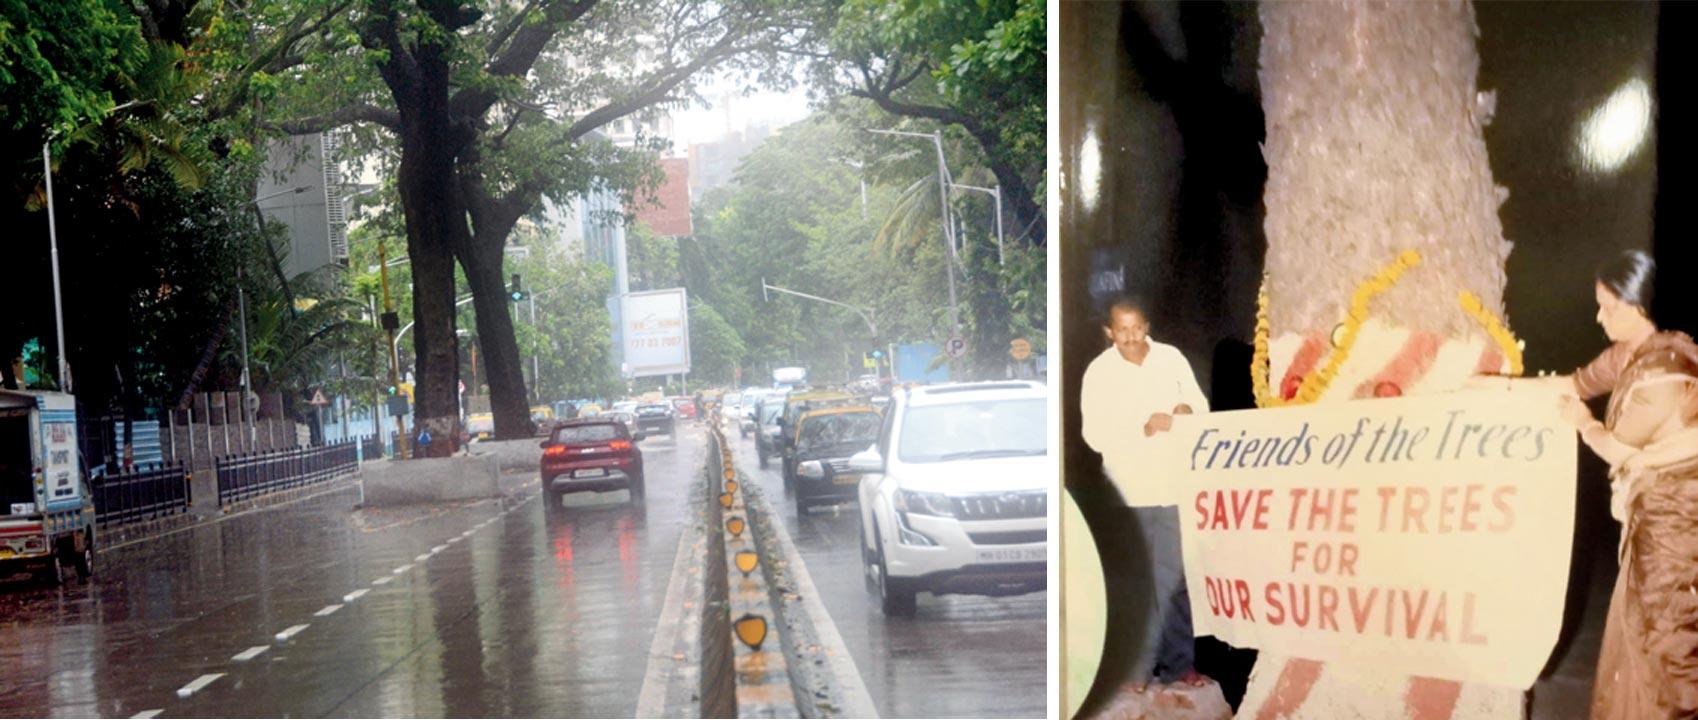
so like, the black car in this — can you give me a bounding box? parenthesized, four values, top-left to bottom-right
(789, 408, 881, 514)
(754, 399, 784, 468)
(634, 403, 676, 437)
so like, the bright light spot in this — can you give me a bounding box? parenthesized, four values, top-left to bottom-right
(1079, 124, 1103, 212)
(1578, 77, 1651, 174)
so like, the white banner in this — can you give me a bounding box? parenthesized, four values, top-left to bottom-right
(1144, 387, 1575, 688)
(622, 288, 691, 377)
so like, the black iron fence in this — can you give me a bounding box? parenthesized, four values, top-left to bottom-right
(359, 434, 384, 461)
(92, 462, 191, 527)
(215, 441, 358, 508)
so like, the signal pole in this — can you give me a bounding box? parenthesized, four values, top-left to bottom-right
(378, 240, 408, 459)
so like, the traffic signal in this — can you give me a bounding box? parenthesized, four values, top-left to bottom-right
(387, 383, 398, 396)
(509, 273, 528, 302)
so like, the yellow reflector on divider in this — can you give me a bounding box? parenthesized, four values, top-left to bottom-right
(723, 467, 735, 481)
(726, 516, 746, 536)
(724, 480, 738, 495)
(719, 492, 734, 508)
(734, 613, 768, 649)
(735, 550, 759, 575)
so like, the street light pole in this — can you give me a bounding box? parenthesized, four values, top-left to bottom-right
(760, 278, 888, 385)
(949, 182, 1004, 266)
(241, 185, 307, 445)
(41, 144, 70, 393)
(866, 129, 959, 333)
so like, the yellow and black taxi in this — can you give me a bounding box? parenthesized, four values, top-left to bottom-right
(789, 405, 882, 515)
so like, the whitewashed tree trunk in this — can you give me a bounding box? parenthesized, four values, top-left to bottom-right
(1244, 1, 1522, 718)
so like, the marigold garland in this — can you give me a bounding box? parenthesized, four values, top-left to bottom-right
(1257, 249, 1423, 407)
(1252, 277, 1274, 407)
(1458, 290, 1524, 376)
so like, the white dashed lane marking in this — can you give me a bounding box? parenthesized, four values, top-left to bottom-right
(175, 673, 224, 698)
(373, 576, 392, 586)
(231, 645, 269, 662)
(392, 564, 413, 574)
(131, 710, 162, 718)
(343, 588, 369, 602)
(431, 544, 447, 554)
(275, 624, 310, 641)
(413, 553, 430, 562)
(313, 604, 342, 617)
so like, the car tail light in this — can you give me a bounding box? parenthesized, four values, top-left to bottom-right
(608, 440, 633, 450)
(543, 445, 567, 458)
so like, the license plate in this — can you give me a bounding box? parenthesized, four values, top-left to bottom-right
(574, 468, 607, 478)
(832, 473, 860, 486)
(975, 547, 1046, 563)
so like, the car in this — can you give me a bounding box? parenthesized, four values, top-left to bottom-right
(539, 418, 644, 505)
(790, 406, 882, 515)
(605, 410, 642, 441)
(530, 405, 555, 435)
(778, 390, 855, 489)
(612, 400, 639, 415)
(754, 397, 786, 468)
(635, 403, 676, 437)
(851, 381, 1048, 616)
(466, 412, 495, 441)
(670, 396, 698, 420)
(739, 389, 776, 438)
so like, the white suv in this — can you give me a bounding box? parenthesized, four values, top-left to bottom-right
(851, 381, 1048, 616)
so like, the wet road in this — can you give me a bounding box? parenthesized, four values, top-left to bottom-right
(0, 427, 706, 718)
(725, 422, 1048, 719)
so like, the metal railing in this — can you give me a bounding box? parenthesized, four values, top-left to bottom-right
(359, 433, 384, 461)
(215, 440, 358, 508)
(92, 462, 191, 527)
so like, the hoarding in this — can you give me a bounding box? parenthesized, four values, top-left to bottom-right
(621, 288, 691, 377)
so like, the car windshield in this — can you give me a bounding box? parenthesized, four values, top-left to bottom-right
(553, 424, 622, 444)
(637, 405, 669, 416)
(896, 398, 1046, 464)
(798, 413, 881, 451)
(758, 403, 783, 424)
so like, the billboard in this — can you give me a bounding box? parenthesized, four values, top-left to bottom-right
(621, 288, 691, 377)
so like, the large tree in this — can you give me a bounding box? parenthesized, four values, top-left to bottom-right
(257, 0, 815, 448)
(810, 0, 1046, 245)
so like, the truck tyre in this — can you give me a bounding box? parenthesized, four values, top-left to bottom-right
(73, 532, 92, 580)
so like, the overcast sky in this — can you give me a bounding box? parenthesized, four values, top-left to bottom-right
(666, 74, 814, 152)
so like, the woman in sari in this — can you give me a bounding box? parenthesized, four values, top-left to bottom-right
(1541, 250, 1698, 718)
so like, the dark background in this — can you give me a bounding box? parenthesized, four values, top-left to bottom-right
(1060, 1, 1697, 714)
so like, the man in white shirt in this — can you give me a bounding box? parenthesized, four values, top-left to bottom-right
(1080, 294, 1209, 692)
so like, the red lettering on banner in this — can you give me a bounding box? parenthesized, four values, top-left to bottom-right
(1196, 489, 1274, 530)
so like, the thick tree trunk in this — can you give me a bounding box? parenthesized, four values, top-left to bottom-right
(1245, 2, 1521, 718)
(457, 231, 535, 440)
(393, 117, 467, 457)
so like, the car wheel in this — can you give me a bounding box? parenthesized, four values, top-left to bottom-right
(795, 492, 809, 516)
(871, 527, 917, 617)
(758, 451, 768, 469)
(631, 477, 646, 502)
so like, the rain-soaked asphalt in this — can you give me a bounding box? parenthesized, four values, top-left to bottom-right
(0, 427, 705, 719)
(725, 422, 1048, 719)
(0, 420, 1045, 719)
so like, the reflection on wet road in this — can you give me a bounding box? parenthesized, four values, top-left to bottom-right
(727, 426, 1048, 719)
(0, 428, 703, 719)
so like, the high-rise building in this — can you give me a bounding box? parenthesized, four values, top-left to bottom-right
(687, 124, 771, 202)
(257, 133, 354, 280)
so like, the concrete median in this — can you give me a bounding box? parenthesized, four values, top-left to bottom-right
(361, 453, 501, 506)
(467, 438, 547, 472)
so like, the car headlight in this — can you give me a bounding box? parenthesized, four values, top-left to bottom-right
(894, 489, 955, 518)
(798, 461, 824, 479)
